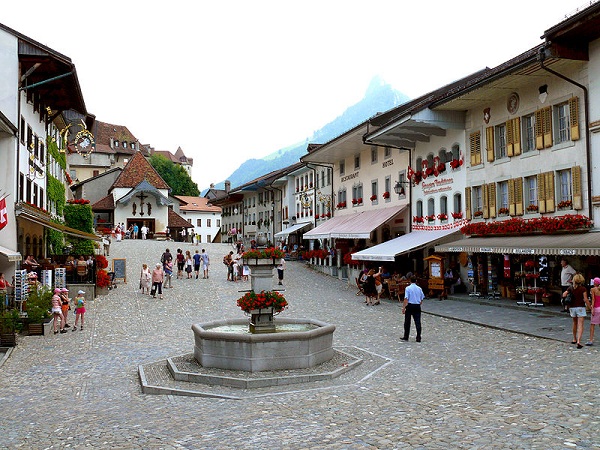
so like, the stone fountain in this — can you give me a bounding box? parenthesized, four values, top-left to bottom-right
(191, 245, 336, 372)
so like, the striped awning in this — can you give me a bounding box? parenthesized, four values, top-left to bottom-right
(435, 231, 600, 256)
(274, 222, 311, 238)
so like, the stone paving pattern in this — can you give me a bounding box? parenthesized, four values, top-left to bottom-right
(0, 240, 599, 449)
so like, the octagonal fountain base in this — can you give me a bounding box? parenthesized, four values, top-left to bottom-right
(192, 318, 335, 372)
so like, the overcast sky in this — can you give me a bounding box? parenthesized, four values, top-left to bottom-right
(1, 0, 592, 189)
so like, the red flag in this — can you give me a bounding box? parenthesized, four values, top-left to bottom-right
(0, 197, 7, 231)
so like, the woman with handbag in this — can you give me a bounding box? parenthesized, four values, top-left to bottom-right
(562, 273, 591, 348)
(151, 263, 164, 300)
(140, 264, 151, 295)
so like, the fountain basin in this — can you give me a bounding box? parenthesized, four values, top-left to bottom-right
(192, 318, 335, 372)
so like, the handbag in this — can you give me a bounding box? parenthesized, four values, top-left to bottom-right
(150, 286, 156, 296)
(564, 288, 573, 305)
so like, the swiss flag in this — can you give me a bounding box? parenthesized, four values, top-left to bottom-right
(0, 197, 7, 231)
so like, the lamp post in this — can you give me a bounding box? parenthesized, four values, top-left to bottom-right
(271, 202, 275, 246)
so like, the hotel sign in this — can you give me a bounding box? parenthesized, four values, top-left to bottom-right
(382, 159, 394, 168)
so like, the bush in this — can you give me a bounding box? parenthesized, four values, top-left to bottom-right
(25, 286, 52, 323)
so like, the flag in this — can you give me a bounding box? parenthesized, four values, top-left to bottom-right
(0, 197, 7, 231)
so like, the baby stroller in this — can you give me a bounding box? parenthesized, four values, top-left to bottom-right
(124, 229, 131, 239)
(107, 271, 117, 290)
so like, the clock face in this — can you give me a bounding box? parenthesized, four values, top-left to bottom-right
(75, 129, 95, 155)
(507, 92, 520, 115)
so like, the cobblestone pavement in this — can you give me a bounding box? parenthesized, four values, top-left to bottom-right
(1, 240, 599, 449)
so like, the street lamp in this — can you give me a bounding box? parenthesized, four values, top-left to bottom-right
(394, 180, 410, 196)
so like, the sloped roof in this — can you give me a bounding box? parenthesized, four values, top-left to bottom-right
(174, 195, 221, 212)
(91, 194, 115, 210)
(70, 167, 122, 190)
(168, 208, 193, 228)
(154, 147, 193, 166)
(111, 151, 170, 190)
(91, 120, 148, 156)
(116, 180, 173, 206)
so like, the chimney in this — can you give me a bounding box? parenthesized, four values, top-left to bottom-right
(224, 180, 231, 193)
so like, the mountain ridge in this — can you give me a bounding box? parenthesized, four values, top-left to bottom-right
(208, 77, 409, 191)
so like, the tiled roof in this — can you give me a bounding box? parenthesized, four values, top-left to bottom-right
(168, 208, 193, 228)
(174, 195, 221, 212)
(91, 194, 115, 210)
(154, 147, 193, 166)
(92, 120, 138, 154)
(110, 151, 170, 190)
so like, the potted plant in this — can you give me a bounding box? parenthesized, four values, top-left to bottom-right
(413, 216, 425, 223)
(452, 212, 463, 219)
(25, 286, 53, 335)
(370, 195, 377, 202)
(0, 308, 21, 346)
(474, 210, 484, 217)
(557, 200, 572, 209)
(498, 207, 509, 216)
(96, 269, 111, 295)
(526, 204, 539, 212)
(437, 213, 448, 221)
(382, 192, 390, 199)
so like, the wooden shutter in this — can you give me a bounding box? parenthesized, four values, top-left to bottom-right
(572, 165, 582, 210)
(470, 132, 481, 166)
(482, 184, 490, 218)
(545, 171, 555, 212)
(506, 120, 514, 157)
(486, 126, 495, 162)
(542, 106, 553, 148)
(569, 97, 580, 141)
(488, 182, 497, 218)
(508, 179, 516, 216)
(537, 173, 546, 214)
(535, 109, 544, 150)
(514, 177, 524, 216)
(465, 187, 472, 220)
(512, 117, 521, 156)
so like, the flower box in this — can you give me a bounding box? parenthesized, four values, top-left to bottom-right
(382, 192, 390, 199)
(557, 200, 572, 209)
(526, 204, 539, 212)
(437, 213, 448, 221)
(370, 195, 377, 202)
(413, 216, 425, 223)
(498, 207, 509, 215)
(451, 212, 463, 219)
(473, 211, 483, 217)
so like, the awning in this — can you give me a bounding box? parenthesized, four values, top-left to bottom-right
(435, 231, 600, 256)
(352, 228, 461, 262)
(17, 211, 102, 242)
(274, 222, 311, 238)
(304, 206, 406, 240)
(303, 214, 357, 240)
(0, 245, 22, 262)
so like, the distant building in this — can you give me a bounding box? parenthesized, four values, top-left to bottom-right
(151, 146, 194, 178)
(173, 195, 221, 244)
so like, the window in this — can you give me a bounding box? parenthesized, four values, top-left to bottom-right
(384, 147, 392, 159)
(33, 184, 38, 207)
(27, 125, 33, 150)
(416, 157, 423, 171)
(427, 154, 434, 168)
(371, 146, 378, 164)
(93, 170, 100, 177)
(20, 116, 25, 144)
(427, 198, 435, 217)
(326, 169, 331, 186)
(19, 173, 24, 201)
(196, 219, 201, 226)
(397, 171, 407, 197)
(555, 102, 570, 143)
(558, 169, 572, 203)
(440, 196, 448, 215)
(122, 141, 127, 148)
(522, 114, 535, 153)
(131, 142, 135, 149)
(114, 140, 119, 148)
(216, 219, 220, 227)
(354, 154, 360, 170)
(499, 181, 509, 211)
(495, 123, 507, 159)
(39, 142, 45, 163)
(439, 148, 449, 163)
(26, 178, 32, 203)
(352, 183, 363, 203)
(384, 176, 391, 198)
(472, 186, 483, 214)
(207, 235, 211, 243)
(525, 176, 537, 210)
(371, 180, 378, 200)
(339, 160, 345, 176)
(416, 200, 423, 218)
(39, 188, 44, 210)
(451, 145, 460, 161)
(453, 193, 462, 214)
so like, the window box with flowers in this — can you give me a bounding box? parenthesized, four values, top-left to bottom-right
(370, 195, 377, 202)
(437, 162, 446, 174)
(449, 159, 462, 170)
(426, 214, 436, 223)
(382, 191, 390, 199)
(315, 214, 320, 220)
(413, 216, 425, 223)
(325, 212, 331, 218)
(526, 204, 539, 213)
(357, 197, 363, 204)
(451, 212, 463, 220)
(498, 207, 509, 216)
(557, 200, 572, 210)
(460, 214, 593, 236)
(473, 210, 483, 218)
(352, 198, 358, 205)
(437, 213, 448, 222)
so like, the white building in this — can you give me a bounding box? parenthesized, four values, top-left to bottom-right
(174, 195, 221, 244)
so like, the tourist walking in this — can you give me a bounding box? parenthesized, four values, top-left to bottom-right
(277, 257, 286, 285)
(562, 273, 591, 348)
(224, 251, 234, 281)
(176, 249, 185, 279)
(51, 288, 66, 334)
(140, 263, 151, 294)
(363, 269, 378, 306)
(185, 250, 193, 279)
(560, 258, 577, 312)
(161, 248, 173, 266)
(133, 223, 139, 240)
(60, 288, 71, 329)
(200, 249, 210, 279)
(402, 275, 425, 342)
(193, 250, 201, 279)
(151, 263, 164, 299)
(73, 290, 86, 331)
(141, 224, 148, 240)
(164, 259, 173, 288)
(586, 277, 600, 346)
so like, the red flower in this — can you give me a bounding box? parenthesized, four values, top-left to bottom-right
(370, 195, 377, 201)
(382, 192, 390, 199)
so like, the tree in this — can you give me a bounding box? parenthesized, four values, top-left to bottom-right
(149, 154, 200, 196)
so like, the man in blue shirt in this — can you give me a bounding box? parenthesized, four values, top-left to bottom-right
(193, 250, 202, 279)
(402, 276, 425, 342)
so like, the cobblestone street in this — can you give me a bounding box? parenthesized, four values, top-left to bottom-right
(1, 239, 599, 449)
